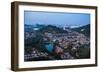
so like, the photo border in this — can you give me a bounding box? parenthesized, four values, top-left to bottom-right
(11, 1, 98, 71)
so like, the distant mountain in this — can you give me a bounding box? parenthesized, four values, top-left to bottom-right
(38, 25, 68, 34)
(72, 24, 90, 37)
(25, 24, 90, 37)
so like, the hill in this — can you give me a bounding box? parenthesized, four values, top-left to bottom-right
(72, 24, 90, 37)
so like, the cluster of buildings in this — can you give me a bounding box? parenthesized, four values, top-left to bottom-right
(24, 24, 90, 61)
(44, 29, 90, 51)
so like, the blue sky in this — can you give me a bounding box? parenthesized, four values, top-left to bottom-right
(24, 11, 90, 27)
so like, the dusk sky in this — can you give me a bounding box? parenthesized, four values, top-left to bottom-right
(24, 11, 90, 27)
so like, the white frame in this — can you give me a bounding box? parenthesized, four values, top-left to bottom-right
(19, 5, 96, 68)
